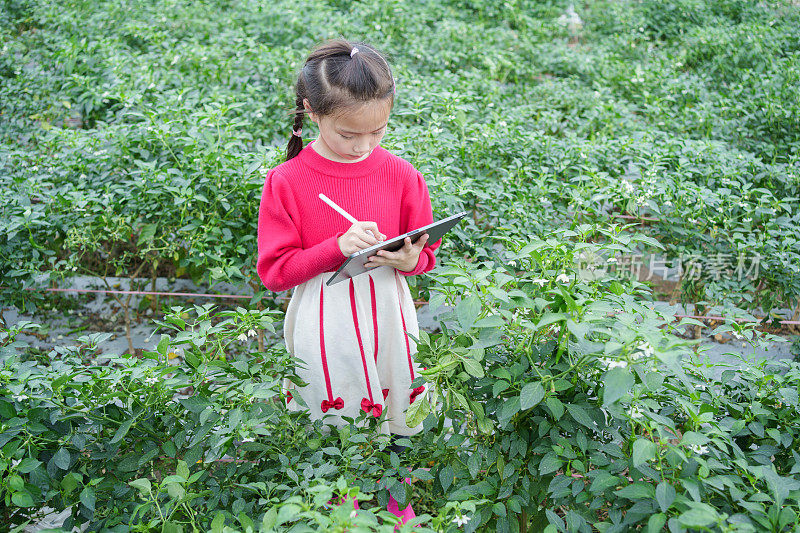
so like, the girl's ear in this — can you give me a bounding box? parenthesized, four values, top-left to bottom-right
(303, 98, 318, 124)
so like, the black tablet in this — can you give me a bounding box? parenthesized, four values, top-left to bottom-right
(326, 211, 468, 286)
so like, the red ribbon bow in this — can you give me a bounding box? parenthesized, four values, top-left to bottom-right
(361, 397, 383, 418)
(382, 388, 390, 400)
(321, 397, 344, 412)
(409, 386, 425, 404)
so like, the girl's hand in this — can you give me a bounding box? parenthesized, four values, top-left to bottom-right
(338, 221, 386, 256)
(366, 234, 429, 272)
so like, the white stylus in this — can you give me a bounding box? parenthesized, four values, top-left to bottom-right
(318, 193, 380, 240)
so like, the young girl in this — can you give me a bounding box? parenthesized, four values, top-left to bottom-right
(256, 39, 439, 523)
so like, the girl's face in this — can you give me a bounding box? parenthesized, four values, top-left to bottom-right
(304, 98, 391, 163)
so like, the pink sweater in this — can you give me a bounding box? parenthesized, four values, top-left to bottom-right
(257, 144, 439, 292)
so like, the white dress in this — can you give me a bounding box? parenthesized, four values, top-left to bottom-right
(282, 265, 427, 436)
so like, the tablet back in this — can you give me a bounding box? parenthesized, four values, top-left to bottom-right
(325, 211, 468, 286)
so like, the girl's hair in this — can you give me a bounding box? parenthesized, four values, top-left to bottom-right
(286, 39, 395, 161)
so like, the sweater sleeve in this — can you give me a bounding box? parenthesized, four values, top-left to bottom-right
(257, 170, 346, 292)
(397, 171, 440, 277)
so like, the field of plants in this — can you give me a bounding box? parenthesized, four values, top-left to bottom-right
(2, 0, 800, 531)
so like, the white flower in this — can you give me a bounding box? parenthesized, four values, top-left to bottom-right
(247, 329, 257, 338)
(636, 342, 654, 358)
(689, 444, 708, 455)
(599, 357, 627, 369)
(556, 273, 570, 283)
(628, 406, 644, 419)
(241, 437, 255, 443)
(622, 180, 634, 193)
(532, 278, 548, 287)
(556, 4, 583, 31)
(237, 333, 247, 342)
(607, 257, 618, 263)
(144, 376, 159, 385)
(350, 510, 358, 518)
(452, 514, 472, 526)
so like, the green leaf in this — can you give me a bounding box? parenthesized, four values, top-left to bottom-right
(468, 452, 481, 479)
(615, 482, 655, 500)
(80, 486, 96, 511)
(536, 313, 568, 330)
(439, 465, 454, 492)
(681, 431, 709, 446)
(545, 397, 564, 419)
(137, 223, 158, 246)
(157, 335, 170, 356)
(520, 382, 545, 410)
(129, 478, 152, 494)
(12, 490, 34, 507)
(499, 396, 521, 428)
(539, 453, 562, 475)
(456, 294, 481, 330)
(52, 373, 75, 391)
(16, 458, 42, 474)
(61, 473, 79, 495)
(0, 399, 16, 418)
(163, 440, 177, 458)
(211, 512, 226, 533)
(589, 471, 620, 493)
(655, 481, 676, 513)
(111, 417, 136, 444)
(565, 403, 594, 429)
(405, 393, 430, 428)
(462, 357, 485, 378)
(647, 513, 667, 533)
(52, 447, 71, 470)
(167, 483, 186, 500)
(632, 439, 656, 467)
(238, 512, 255, 532)
(678, 503, 720, 527)
(603, 367, 633, 406)
(177, 460, 190, 481)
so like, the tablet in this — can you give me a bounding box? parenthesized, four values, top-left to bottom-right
(326, 211, 468, 286)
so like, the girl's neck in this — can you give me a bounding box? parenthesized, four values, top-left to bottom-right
(310, 139, 370, 164)
(298, 142, 389, 179)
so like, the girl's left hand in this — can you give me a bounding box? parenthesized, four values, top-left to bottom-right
(366, 234, 430, 272)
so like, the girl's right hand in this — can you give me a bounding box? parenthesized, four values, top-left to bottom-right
(338, 221, 385, 256)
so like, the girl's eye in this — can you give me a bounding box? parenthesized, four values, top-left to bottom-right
(340, 134, 353, 139)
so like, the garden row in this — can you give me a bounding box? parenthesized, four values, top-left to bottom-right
(1, 0, 799, 318)
(2, 229, 798, 531)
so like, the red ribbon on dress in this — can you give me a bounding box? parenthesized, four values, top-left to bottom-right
(286, 391, 293, 404)
(361, 397, 383, 417)
(321, 397, 344, 412)
(409, 385, 425, 404)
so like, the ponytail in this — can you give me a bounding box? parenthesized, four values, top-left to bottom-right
(284, 39, 395, 162)
(286, 93, 305, 161)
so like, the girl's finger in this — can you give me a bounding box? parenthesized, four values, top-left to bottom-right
(361, 222, 385, 241)
(351, 235, 374, 249)
(376, 249, 398, 260)
(356, 229, 379, 245)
